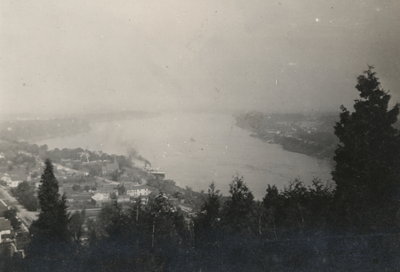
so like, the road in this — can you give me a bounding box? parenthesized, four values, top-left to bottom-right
(0, 185, 38, 231)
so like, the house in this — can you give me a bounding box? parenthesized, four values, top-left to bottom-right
(91, 193, 111, 207)
(1, 174, 12, 184)
(117, 195, 131, 204)
(7, 180, 22, 188)
(0, 218, 12, 243)
(1, 174, 22, 188)
(126, 185, 152, 198)
(144, 165, 166, 180)
(148, 169, 166, 180)
(0, 216, 16, 257)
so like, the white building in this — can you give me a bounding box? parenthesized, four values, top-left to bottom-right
(0, 218, 12, 243)
(1, 174, 11, 184)
(1, 174, 22, 188)
(91, 193, 111, 207)
(126, 185, 151, 198)
(91, 193, 110, 202)
(7, 180, 22, 188)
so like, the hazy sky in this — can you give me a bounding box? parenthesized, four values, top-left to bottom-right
(1, 0, 399, 116)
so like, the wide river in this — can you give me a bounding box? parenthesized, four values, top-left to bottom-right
(39, 112, 332, 198)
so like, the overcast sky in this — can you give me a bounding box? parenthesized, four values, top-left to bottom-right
(1, 0, 399, 116)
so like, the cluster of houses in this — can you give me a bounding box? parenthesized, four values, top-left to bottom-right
(0, 144, 198, 261)
(58, 157, 168, 210)
(60, 156, 119, 176)
(63, 181, 154, 209)
(0, 200, 26, 258)
(0, 173, 22, 188)
(0, 146, 202, 263)
(0, 201, 12, 243)
(0, 149, 165, 212)
(0, 151, 44, 189)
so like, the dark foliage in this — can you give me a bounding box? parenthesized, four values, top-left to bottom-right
(11, 181, 38, 211)
(81, 195, 193, 272)
(4, 208, 21, 231)
(26, 159, 73, 272)
(194, 183, 222, 271)
(333, 67, 400, 232)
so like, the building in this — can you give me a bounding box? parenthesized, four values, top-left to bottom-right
(0, 218, 12, 243)
(1, 174, 12, 184)
(7, 180, 22, 188)
(1, 174, 22, 188)
(148, 169, 166, 180)
(145, 165, 166, 180)
(91, 193, 111, 207)
(117, 195, 131, 204)
(126, 185, 152, 198)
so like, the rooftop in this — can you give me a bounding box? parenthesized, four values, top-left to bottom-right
(0, 218, 12, 232)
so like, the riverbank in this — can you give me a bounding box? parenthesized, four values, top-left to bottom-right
(235, 111, 338, 160)
(36, 112, 332, 198)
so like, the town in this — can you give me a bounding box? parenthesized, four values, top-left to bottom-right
(0, 139, 201, 258)
(235, 111, 340, 159)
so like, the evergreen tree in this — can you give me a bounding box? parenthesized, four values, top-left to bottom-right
(261, 184, 282, 240)
(86, 201, 133, 272)
(332, 67, 400, 232)
(261, 179, 333, 240)
(27, 159, 72, 272)
(194, 183, 222, 270)
(221, 176, 257, 271)
(222, 176, 256, 234)
(195, 182, 221, 239)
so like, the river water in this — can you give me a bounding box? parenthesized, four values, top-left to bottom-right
(38, 112, 332, 198)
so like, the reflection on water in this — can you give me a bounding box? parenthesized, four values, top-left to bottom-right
(38, 112, 332, 198)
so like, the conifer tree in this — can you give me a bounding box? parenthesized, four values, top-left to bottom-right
(194, 183, 222, 270)
(222, 176, 256, 234)
(262, 185, 281, 240)
(220, 176, 257, 271)
(27, 159, 71, 272)
(333, 67, 400, 232)
(195, 182, 221, 238)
